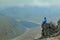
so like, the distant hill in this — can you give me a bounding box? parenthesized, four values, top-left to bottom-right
(0, 15, 26, 40)
(0, 6, 60, 23)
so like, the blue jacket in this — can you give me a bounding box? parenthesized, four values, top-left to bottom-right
(43, 18, 47, 24)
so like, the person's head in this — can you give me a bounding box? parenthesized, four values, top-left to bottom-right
(44, 17, 46, 19)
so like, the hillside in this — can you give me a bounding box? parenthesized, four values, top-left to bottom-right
(11, 26, 42, 40)
(0, 15, 26, 40)
(11, 25, 60, 40)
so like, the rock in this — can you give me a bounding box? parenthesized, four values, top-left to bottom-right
(34, 35, 60, 40)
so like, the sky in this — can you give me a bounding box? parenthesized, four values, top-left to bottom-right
(0, 0, 60, 7)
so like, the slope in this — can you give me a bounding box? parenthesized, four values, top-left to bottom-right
(11, 26, 42, 40)
(0, 15, 26, 40)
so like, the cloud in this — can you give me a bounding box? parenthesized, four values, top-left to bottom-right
(28, 0, 51, 7)
(0, 0, 60, 7)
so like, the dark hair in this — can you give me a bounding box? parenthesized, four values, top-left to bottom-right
(44, 17, 46, 19)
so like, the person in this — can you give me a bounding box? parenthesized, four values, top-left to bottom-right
(43, 17, 47, 24)
(39, 17, 48, 39)
(42, 17, 47, 36)
(42, 17, 47, 28)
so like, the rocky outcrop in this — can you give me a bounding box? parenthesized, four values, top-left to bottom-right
(34, 20, 60, 40)
(35, 35, 60, 40)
